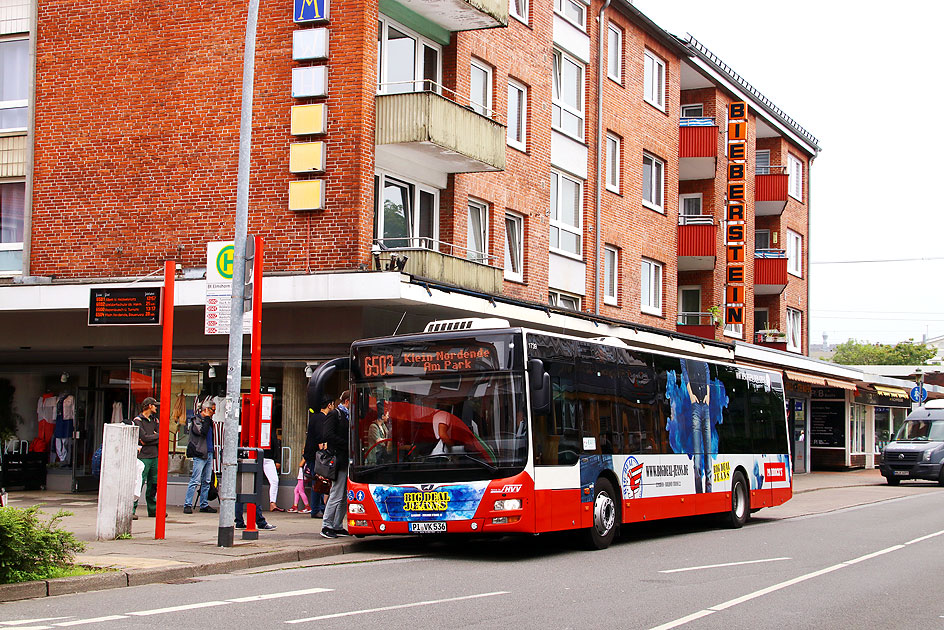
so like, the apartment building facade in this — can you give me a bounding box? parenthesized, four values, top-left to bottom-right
(0, 0, 822, 491)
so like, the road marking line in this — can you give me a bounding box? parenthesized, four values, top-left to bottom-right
(905, 528, 944, 545)
(228, 587, 333, 603)
(1, 619, 72, 626)
(285, 591, 511, 624)
(841, 545, 904, 566)
(53, 617, 128, 627)
(648, 609, 715, 630)
(660, 557, 791, 573)
(127, 601, 229, 616)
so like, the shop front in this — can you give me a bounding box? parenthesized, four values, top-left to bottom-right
(855, 384, 911, 469)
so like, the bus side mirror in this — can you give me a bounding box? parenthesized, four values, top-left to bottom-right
(528, 359, 550, 414)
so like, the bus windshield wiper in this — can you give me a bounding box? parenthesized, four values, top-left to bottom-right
(356, 462, 402, 476)
(451, 452, 498, 471)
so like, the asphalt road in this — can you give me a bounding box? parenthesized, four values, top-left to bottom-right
(2, 488, 943, 630)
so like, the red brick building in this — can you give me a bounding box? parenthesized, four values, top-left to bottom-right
(0, 0, 822, 489)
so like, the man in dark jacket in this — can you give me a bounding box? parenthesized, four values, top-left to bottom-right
(303, 397, 334, 518)
(321, 390, 350, 539)
(183, 400, 216, 514)
(133, 397, 160, 517)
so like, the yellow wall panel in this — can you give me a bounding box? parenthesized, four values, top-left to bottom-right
(288, 180, 325, 211)
(290, 104, 327, 136)
(289, 142, 326, 173)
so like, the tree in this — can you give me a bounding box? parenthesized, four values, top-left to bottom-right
(830, 339, 936, 365)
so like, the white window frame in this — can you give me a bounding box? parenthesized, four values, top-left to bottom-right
(550, 170, 583, 258)
(0, 38, 29, 133)
(679, 193, 702, 218)
(603, 245, 618, 306)
(724, 322, 743, 339)
(786, 229, 802, 277)
(643, 49, 666, 111)
(470, 58, 492, 117)
(554, 0, 586, 30)
(374, 170, 440, 249)
(786, 307, 802, 352)
(509, 0, 528, 24)
(640, 258, 663, 316)
(642, 153, 664, 213)
(680, 103, 703, 118)
(506, 79, 527, 151)
(605, 133, 620, 193)
(607, 23, 622, 84)
(788, 153, 803, 201)
(678, 285, 701, 325)
(549, 290, 581, 311)
(467, 199, 489, 263)
(552, 49, 585, 141)
(755, 149, 770, 175)
(850, 404, 868, 455)
(0, 180, 25, 275)
(504, 212, 524, 282)
(377, 15, 442, 95)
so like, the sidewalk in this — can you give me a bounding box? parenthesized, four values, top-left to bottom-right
(1, 469, 936, 602)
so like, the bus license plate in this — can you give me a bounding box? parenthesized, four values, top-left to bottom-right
(893, 470, 909, 476)
(410, 522, 446, 533)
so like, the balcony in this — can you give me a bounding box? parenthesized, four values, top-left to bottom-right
(754, 330, 787, 351)
(755, 249, 787, 294)
(756, 168, 789, 216)
(677, 312, 717, 341)
(384, 0, 507, 32)
(679, 118, 717, 180)
(677, 215, 716, 271)
(373, 238, 504, 294)
(376, 89, 506, 178)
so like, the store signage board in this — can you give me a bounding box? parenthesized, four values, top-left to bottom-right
(205, 241, 250, 336)
(88, 287, 162, 326)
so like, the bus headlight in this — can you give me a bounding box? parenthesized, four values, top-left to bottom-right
(349, 503, 366, 514)
(494, 499, 521, 511)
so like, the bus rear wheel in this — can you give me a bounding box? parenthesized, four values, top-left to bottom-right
(584, 478, 618, 550)
(725, 471, 750, 529)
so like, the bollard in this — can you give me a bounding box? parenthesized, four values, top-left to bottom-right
(96, 424, 139, 541)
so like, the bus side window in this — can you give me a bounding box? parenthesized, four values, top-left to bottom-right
(716, 366, 751, 453)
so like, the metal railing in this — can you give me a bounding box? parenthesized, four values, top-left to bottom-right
(677, 312, 715, 326)
(756, 164, 787, 175)
(377, 80, 497, 121)
(755, 248, 786, 259)
(373, 237, 500, 266)
(678, 214, 714, 226)
(678, 116, 716, 127)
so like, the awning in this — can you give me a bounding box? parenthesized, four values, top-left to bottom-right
(873, 385, 909, 399)
(826, 379, 857, 391)
(784, 370, 827, 386)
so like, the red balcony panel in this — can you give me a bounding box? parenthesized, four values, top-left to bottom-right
(679, 126, 717, 158)
(678, 224, 715, 257)
(677, 324, 716, 341)
(756, 340, 788, 351)
(755, 256, 787, 294)
(756, 174, 789, 216)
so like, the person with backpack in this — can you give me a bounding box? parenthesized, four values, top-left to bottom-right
(183, 400, 216, 514)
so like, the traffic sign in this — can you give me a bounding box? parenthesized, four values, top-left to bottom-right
(910, 386, 928, 403)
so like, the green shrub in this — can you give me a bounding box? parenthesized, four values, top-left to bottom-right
(0, 506, 86, 584)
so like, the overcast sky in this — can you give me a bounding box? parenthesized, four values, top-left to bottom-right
(633, 1, 944, 346)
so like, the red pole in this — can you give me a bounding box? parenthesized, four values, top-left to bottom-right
(245, 237, 264, 533)
(155, 260, 175, 540)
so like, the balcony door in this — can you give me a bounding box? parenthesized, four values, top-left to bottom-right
(678, 286, 701, 325)
(377, 16, 441, 94)
(374, 172, 438, 250)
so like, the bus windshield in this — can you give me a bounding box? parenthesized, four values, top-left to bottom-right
(351, 372, 527, 484)
(894, 419, 944, 442)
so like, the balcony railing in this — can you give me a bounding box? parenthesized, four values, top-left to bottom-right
(372, 237, 503, 294)
(676, 313, 717, 341)
(679, 119, 717, 180)
(678, 218, 716, 270)
(678, 214, 714, 226)
(754, 248, 786, 259)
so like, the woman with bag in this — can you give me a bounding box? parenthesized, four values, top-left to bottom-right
(320, 390, 351, 539)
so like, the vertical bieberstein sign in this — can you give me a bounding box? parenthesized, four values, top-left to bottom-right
(725, 101, 748, 327)
(206, 241, 250, 335)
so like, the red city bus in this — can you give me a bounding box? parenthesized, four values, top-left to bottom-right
(312, 318, 791, 549)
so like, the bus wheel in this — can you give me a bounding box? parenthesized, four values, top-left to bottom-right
(886, 476, 900, 486)
(725, 471, 750, 529)
(584, 478, 618, 550)
(938, 467, 944, 487)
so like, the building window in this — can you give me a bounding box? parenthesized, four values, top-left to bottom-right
(640, 258, 662, 315)
(605, 133, 620, 193)
(549, 290, 580, 311)
(552, 49, 584, 140)
(0, 182, 24, 274)
(467, 199, 489, 263)
(607, 23, 622, 83)
(0, 39, 28, 131)
(554, 0, 585, 29)
(786, 307, 802, 352)
(377, 16, 441, 94)
(678, 286, 701, 325)
(755, 229, 771, 251)
(550, 171, 582, 256)
(788, 153, 803, 201)
(504, 212, 524, 282)
(786, 229, 802, 277)
(756, 149, 770, 175)
(643, 49, 665, 111)
(470, 59, 492, 117)
(679, 193, 702, 218)
(724, 322, 743, 339)
(603, 246, 618, 305)
(680, 104, 703, 118)
(373, 172, 438, 250)
(642, 153, 664, 212)
(510, 0, 528, 23)
(507, 79, 527, 151)
(851, 404, 867, 455)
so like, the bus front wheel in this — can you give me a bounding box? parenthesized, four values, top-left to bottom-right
(725, 471, 750, 529)
(584, 478, 618, 550)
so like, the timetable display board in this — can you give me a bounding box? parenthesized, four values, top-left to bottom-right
(88, 287, 162, 326)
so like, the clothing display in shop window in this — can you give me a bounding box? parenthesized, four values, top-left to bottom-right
(111, 401, 124, 424)
(170, 391, 186, 436)
(53, 392, 75, 464)
(32, 393, 57, 453)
